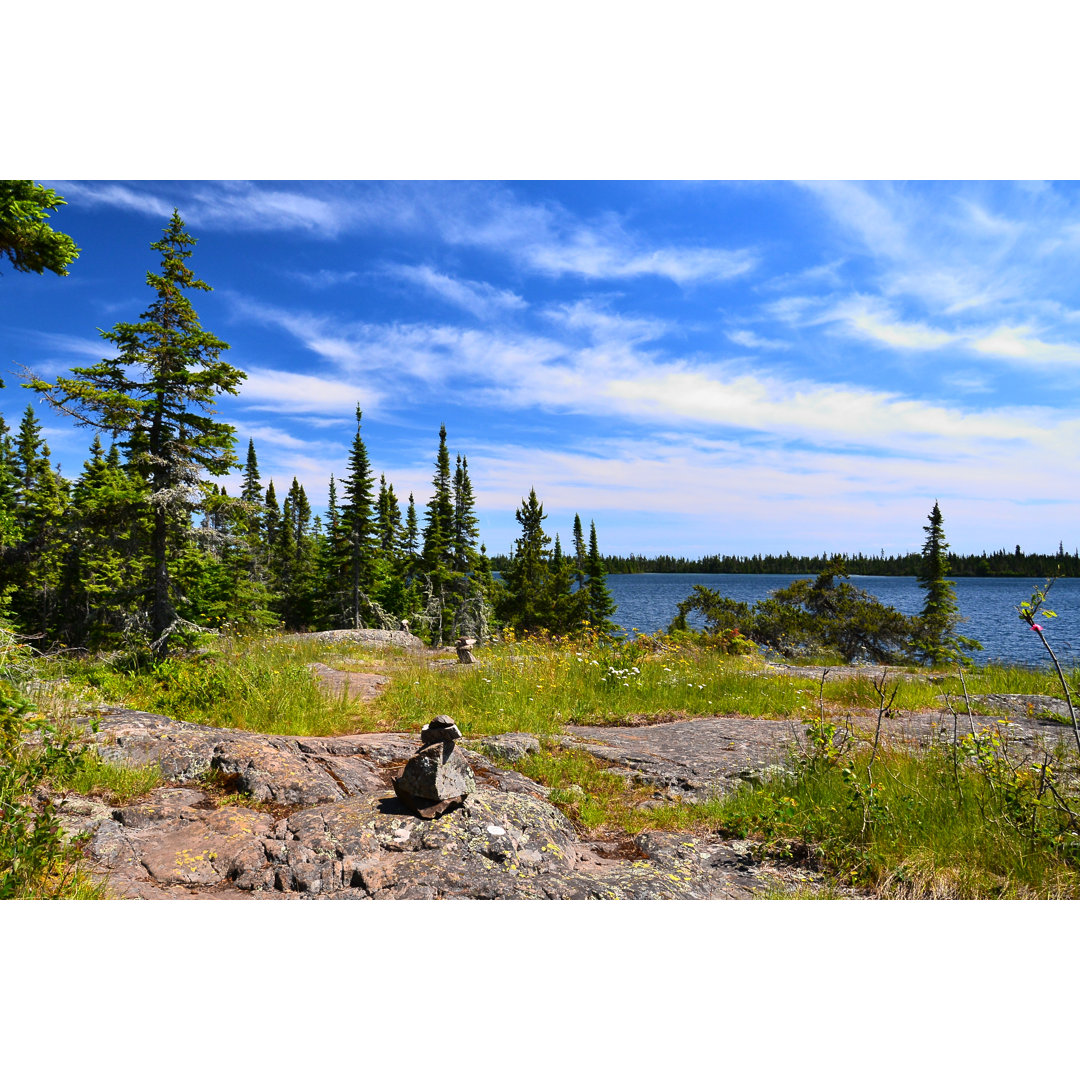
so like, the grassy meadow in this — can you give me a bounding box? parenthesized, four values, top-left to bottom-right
(8, 627, 1080, 899)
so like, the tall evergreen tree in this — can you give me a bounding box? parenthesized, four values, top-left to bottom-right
(572, 513, 587, 588)
(452, 454, 480, 574)
(376, 474, 402, 555)
(914, 501, 979, 664)
(499, 488, 552, 634)
(27, 210, 244, 653)
(240, 439, 262, 505)
(584, 520, 617, 634)
(404, 493, 419, 559)
(61, 436, 151, 645)
(422, 424, 454, 572)
(342, 406, 376, 627)
(546, 532, 583, 635)
(4, 417, 69, 638)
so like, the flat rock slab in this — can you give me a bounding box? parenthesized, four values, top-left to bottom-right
(564, 716, 798, 799)
(80, 710, 410, 805)
(285, 629, 426, 649)
(60, 709, 822, 899)
(308, 663, 390, 702)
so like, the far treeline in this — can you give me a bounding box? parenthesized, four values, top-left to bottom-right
(583, 548, 1080, 578)
(0, 205, 618, 655)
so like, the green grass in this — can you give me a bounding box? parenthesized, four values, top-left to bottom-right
(707, 743, 1080, 898)
(36, 630, 1080, 743)
(59, 754, 162, 802)
(369, 637, 826, 736)
(13, 628, 1080, 899)
(59, 634, 372, 736)
(507, 741, 735, 835)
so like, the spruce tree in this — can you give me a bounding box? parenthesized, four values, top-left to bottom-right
(5, 411, 69, 637)
(572, 513, 587, 588)
(26, 210, 244, 653)
(62, 436, 151, 645)
(420, 426, 459, 642)
(452, 454, 480, 574)
(546, 532, 582, 635)
(914, 501, 980, 665)
(584, 520, 617, 634)
(422, 425, 454, 572)
(404, 493, 419, 559)
(342, 406, 376, 628)
(240, 439, 262, 505)
(499, 488, 552, 634)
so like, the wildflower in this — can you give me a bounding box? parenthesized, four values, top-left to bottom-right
(1031, 624, 1044, 633)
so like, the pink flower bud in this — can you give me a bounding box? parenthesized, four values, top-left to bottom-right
(1032, 624, 1044, 632)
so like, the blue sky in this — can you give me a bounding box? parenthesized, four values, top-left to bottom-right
(3, 179, 1080, 559)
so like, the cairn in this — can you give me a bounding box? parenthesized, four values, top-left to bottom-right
(456, 636, 476, 664)
(392, 714, 476, 819)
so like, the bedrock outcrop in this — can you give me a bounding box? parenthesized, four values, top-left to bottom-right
(59, 709, 822, 899)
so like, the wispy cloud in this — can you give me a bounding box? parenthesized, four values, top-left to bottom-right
(55, 181, 416, 238)
(239, 366, 385, 416)
(23, 331, 118, 361)
(291, 269, 361, 289)
(726, 329, 789, 351)
(386, 264, 527, 318)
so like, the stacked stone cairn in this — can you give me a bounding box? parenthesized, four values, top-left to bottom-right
(455, 636, 476, 664)
(392, 715, 476, 819)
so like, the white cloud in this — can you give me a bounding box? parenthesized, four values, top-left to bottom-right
(726, 329, 789, 351)
(291, 269, 361, 289)
(387, 265, 527, 318)
(54, 182, 175, 220)
(239, 366, 384, 416)
(824, 296, 958, 350)
(969, 325, 1080, 367)
(25, 331, 118, 360)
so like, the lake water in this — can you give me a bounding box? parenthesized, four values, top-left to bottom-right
(604, 573, 1080, 668)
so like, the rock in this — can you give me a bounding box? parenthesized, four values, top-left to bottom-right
(62, 707, 833, 899)
(472, 732, 540, 764)
(308, 664, 389, 702)
(456, 638, 476, 664)
(394, 741, 476, 803)
(283, 628, 426, 650)
(420, 715, 463, 745)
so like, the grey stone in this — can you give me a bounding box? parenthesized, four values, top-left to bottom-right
(395, 741, 476, 802)
(474, 732, 540, 763)
(420, 715, 463, 745)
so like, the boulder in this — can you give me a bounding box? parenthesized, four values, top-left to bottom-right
(394, 741, 476, 804)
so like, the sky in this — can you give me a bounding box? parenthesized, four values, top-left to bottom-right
(3, 179, 1080, 560)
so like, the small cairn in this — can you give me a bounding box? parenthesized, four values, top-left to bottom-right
(456, 636, 476, 664)
(392, 714, 476, 819)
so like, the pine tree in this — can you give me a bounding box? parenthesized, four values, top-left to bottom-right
(241, 439, 262, 505)
(376, 474, 401, 555)
(914, 501, 979, 665)
(419, 426, 460, 643)
(4, 410, 69, 637)
(342, 406, 376, 628)
(404, 493, 419, 559)
(572, 513, 587, 588)
(546, 532, 583, 635)
(499, 488, 552, 634)
(584, 520, 617, 634)
(452, 454, 480, 574)
(61, 436, 151, 645)
(264, 480, 280, 551)
(27, 210, 244, 653)
(422, 425, 454, 572)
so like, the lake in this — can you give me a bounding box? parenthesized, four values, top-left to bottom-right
(604, 573, 1080, 668)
